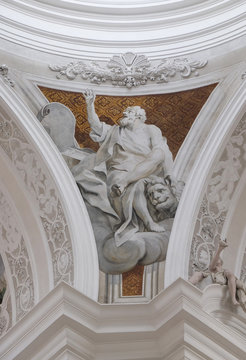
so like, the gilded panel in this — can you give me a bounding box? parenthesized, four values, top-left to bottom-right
(122, 264, 144, 297)
(39, 84, 217, 158)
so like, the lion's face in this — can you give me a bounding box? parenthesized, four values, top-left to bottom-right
(147, 183, 176, 212)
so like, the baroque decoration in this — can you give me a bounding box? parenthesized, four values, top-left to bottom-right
(0, 109, 74, 292)
(39, 84, 217, 294)
(38, 97, 183, 274)
(189, 115, 246, 282)
(49, 52, 208, 88)
(0, 65, 14, 87)
(0, 190, 34, 335)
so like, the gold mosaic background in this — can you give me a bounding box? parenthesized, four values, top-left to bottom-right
(39, 83, 217, 296)
(39, 84, 217, 158)
(122, 264, 144, 296)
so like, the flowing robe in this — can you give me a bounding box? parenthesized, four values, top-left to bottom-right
(72, 122, 173, 246)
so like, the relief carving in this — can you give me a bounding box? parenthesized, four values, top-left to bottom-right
(6, 238, 34, 320)
(49, 52, 207, 88)
(0, 110, 74, 289)
(0, 65, 15, 87)
(0, 191, 34, 327)
(189, 116, 246, 280)
(38, 91, 184, 274)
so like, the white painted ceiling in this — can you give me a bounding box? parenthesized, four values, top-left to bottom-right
(1, 0, 246, 60)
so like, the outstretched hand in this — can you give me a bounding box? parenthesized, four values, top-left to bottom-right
(83, 89, 95, 105)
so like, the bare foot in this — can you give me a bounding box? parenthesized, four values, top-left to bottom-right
(147, 221, 165, 232)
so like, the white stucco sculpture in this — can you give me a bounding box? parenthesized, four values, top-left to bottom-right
(190, 239, 246, 312)
(38, 90, 183, 274)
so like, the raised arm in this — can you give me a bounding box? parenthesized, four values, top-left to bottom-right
(83, 89, 103, 136)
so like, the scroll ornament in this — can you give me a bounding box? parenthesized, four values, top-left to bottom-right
(0, 65, 14, 87)
(49, 52, 208, 88)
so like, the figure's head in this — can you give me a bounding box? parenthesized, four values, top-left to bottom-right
(146, 176, 178, 213)
(119, 106, 146, 129)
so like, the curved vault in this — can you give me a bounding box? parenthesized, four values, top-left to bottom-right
(0, 0, 245, 58)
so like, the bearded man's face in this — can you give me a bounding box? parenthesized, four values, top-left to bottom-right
(119, 108, 137, 129)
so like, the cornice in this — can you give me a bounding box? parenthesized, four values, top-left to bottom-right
(4, 0, 243, 19)
(0, 0, 246, 59)
(0, 280, 245, 360)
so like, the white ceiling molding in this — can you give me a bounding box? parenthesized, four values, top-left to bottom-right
(202, 284, 246, 336)
(49, 52, 208, 88)
(0, 1, 246, 59)
(23, 0, 218, 14)
(0, 280, 245, 360)
(5, 59, 232, 108)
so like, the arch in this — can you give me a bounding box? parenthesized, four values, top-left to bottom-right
(165, 71, 246, 287)
(0, 80, 99, 302)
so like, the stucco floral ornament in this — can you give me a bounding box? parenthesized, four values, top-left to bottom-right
(49, 52, 207, 88)
(0, 65, 15, 87)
